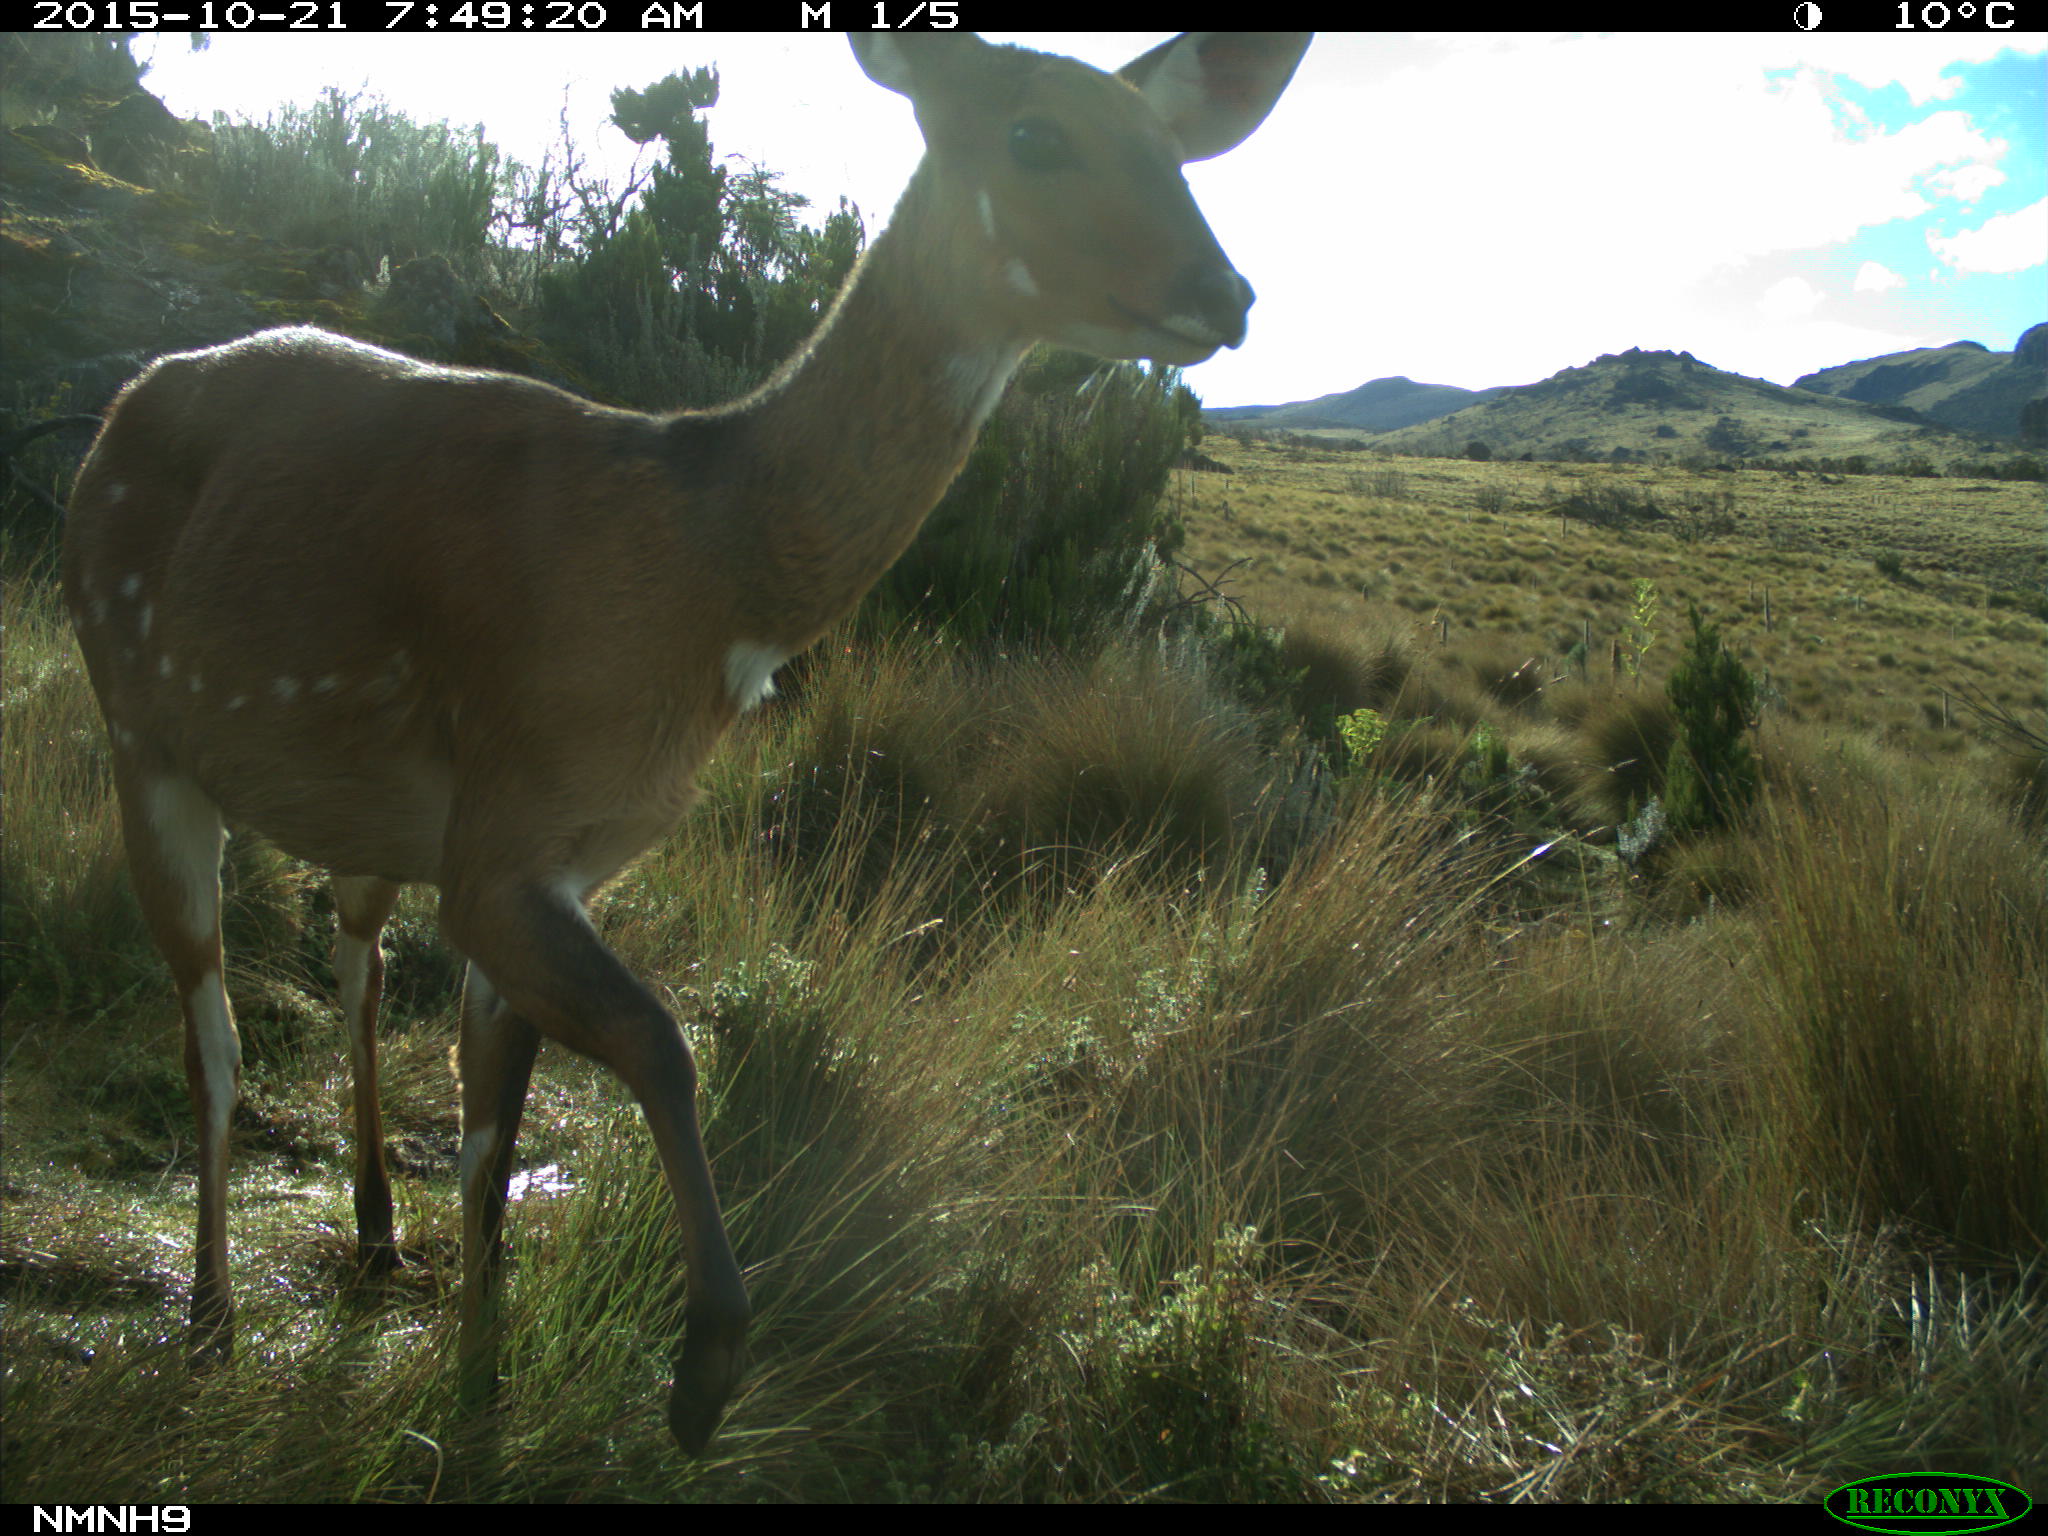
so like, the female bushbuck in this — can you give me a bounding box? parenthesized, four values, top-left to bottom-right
(63, 31, 1309, 1453)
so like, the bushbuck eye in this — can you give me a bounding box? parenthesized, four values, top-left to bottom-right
(1008, 117, 1074, 172)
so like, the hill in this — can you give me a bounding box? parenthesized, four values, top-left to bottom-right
(1208, 375, 1507, 432)
(1793, 323, 2046, 445)
(1283, 347, 2013, 466)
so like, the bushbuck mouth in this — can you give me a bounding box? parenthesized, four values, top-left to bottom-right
(1108, 296, 1239, 358)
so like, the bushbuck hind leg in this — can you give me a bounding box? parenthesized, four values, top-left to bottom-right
(442, 881, 748, 1454)
(332, 875, 403, 1274)
(111, 766, 240, 1361)
(65, 30, 1308, 1458)
(452, 961, 541, 1414)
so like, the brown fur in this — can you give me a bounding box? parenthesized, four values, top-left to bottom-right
(62, 31, 1308, 1454)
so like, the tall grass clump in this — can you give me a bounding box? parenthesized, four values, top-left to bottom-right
(1, 558, 146, 1018)
(976, 646, 1273, 887)
(1269, 614, 1418, 751)
(1572, 690, 1679, 828)
(1740, 781, 2047, 1260)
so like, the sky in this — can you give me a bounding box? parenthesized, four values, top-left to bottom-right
(131, 30, 2047, 409)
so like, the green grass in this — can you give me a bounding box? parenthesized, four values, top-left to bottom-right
(1174, 440, 2044, 770)
(3, 534, 2043, 1501)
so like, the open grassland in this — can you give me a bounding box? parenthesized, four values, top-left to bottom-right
(3, 480, 2044, 1502)
(1172, 438, 2042, 757)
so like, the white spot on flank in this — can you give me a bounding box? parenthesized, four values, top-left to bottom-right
(158, 655, 174, 678)
(724, 641, 787, 713)
(226, 695, 247, 711)
(1004, 258, 1039, 300)
(361, 651, 413, 704)
(121, 574, 141, 599)
(139, 603, 153, 639)
(314, 675, 340, 696)
(188, 673, 204, 693)
(272, 676, 301, 703)
(106, 482, 129, 505)
(976, 188, 996, 240)
(90, 598, 109, 626)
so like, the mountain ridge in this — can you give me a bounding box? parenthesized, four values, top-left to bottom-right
(1208, 332, 2045, 462)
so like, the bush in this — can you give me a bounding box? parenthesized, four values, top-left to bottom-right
(1662, 606, 1758, 834)
(865, 354, 1195, 649)
(189, 86, 508, 282)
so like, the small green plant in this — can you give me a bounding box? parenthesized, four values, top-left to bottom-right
(1462, 721, 1512, 790)
(1622, 578, 1659, 681)
(1058, 1228, 1309, 1500)
(1336, 706, 1388, 772)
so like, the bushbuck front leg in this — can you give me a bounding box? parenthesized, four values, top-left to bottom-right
(442, 882, 749, 1453)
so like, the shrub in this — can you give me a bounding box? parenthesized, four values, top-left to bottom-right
(866, 354, 1194, 649)
(1662, 606, 1758, 835)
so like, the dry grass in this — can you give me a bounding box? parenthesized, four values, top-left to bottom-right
(1172, 439, 2043, 784)
(4, 519, 2043, 1501)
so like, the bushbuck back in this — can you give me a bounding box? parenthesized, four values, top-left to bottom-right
(62, 30, 1309, 1453)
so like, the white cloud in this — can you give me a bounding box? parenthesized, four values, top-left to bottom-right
(1854, 261, 1906, 293)
(134, 30, 2047, 404)
(1928, 197, 2048, 275)
(1759, 276, 1827, 321)
(1926, 160, 2005, 203)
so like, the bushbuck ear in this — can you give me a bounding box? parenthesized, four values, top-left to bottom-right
(1118, 32, 1310, 163)
(850, 31, 992, 99)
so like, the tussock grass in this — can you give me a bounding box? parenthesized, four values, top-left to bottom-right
(2, 561, 147, 1020)
(6, 525, 2043, 1500)
(1738, 784, 2047, 1261)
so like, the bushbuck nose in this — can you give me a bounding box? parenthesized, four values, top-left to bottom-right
(1175, 261, 1256, 348)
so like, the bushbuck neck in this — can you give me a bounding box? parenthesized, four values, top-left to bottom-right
(724, 160, 1031, 655)
(61, 31, 1309, 1456)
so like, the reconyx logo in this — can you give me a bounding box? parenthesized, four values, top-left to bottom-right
(1825, 1473, 2032, 1534)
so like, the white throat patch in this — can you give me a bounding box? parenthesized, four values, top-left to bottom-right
(724, 641, 787, 712)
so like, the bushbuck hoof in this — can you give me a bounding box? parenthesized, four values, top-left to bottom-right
(667, 1319, 748, 1456)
